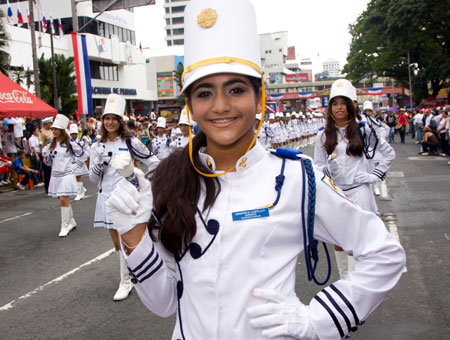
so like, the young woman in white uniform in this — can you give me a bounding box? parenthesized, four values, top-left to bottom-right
(69, 123, 90, 201)
(89, 94, 159, 301)
(314, 80, 396, 279)
(169, 109, 193, 152)
(42, 114, 82, 237)
(105, 1, 405, 339)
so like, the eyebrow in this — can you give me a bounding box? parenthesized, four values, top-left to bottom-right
(192, 78, 249, 92)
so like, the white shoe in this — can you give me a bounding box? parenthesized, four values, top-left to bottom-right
(17, 183, 26, 191)
(114, 252, 133, 301)
(447, 161, 450, 165)
(421, 152, 429, 156)
(58, 207, 71, 237)
(35, 182, 44, 187)
(74, 182, 83, 201)
(68, 206, 77, 232)
(0, 180, 7, 185)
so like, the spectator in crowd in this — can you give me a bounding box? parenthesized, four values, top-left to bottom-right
(11, 117, 25, 148)
(397, 109, 407, 143)
(12, 150, 39, 190)
(28, 127, 44, 187)
(414, 109, 424, 144)
(3, 122, 18, 158)
(437, 109, 449, 156)
(137, 123, 151, 148)
(386, 111, 396, 143)
(419, 126, 439, 155)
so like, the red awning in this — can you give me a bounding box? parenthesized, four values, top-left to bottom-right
(0, 72, 57, 118)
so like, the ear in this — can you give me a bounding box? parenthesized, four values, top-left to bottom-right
(256, 93, 262, 114)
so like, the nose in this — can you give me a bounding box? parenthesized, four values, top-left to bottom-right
(212, 91, 230, 114)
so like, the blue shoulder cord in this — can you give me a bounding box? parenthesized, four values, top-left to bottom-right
(272, 148, 331, 286)
(69, 138, 85, 158)
(358, 122, 379, 160)
(125, 135, 154, 159)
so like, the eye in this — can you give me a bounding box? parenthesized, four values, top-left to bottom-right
(194, 89, 212, 98)
(229, 86, 246, 95)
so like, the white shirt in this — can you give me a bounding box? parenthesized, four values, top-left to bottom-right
(414, 113, 424, 125)
(28, 135, 41, 154)
(123, 143, 405, 340)
(11, 118, 24, 138)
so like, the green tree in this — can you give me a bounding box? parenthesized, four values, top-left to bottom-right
(343, 0, 450, 103)
(38, 53, 77, 115)
(0, 9, 11, 75)
(173, 61, 185, 105)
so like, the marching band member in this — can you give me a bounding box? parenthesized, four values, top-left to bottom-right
(314, 80, 396, 279)
(69, 123, 90, 201)
(152, 117, 171, 160)
(169, 109, 193, 152)
(42, 114, 82, 237)
(106, 1, 405, 339)
(89, 94, 159, 301)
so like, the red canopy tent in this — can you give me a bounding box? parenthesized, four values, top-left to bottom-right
(0, 72, 57, 118)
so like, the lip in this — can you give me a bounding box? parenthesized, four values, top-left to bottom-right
(208, 117, 238, 128)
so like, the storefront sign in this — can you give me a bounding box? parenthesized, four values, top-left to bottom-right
(286, 73, 312, 82)
(92, 86, 137, 95)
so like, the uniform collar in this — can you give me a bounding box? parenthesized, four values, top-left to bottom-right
(198, 142, 266, 174)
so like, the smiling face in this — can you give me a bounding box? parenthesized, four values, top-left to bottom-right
(102, 114, 121, 136)
(331, 96, 351, 125)
(186, 73, 261, 152)
(51, 128, 61, 139)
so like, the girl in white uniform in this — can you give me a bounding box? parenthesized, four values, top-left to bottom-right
(314, 80, 396, 279)
(152, 117, 171, 160)
(169, 109, 193, 152)
(89, 94, 159, 301)
(42, 114, 82, 238)
(105, 1, 405, 339)
(69, 124, 90, 201)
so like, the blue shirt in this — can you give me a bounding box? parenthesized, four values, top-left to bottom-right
(12, 157, 24, 173)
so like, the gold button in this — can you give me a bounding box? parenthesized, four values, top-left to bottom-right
(205, 156, 213, 170)
(238, 157, 247, 171)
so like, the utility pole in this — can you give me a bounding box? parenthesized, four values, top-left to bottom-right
(407, 50, 413, 109)
(50, 30, 59, 110)
(29, 0, 41, 98)
(71, 0, 78, 33)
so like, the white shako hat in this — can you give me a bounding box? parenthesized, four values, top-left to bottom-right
(69, 123, 78, 135)
(102, 94, 126, 118)
(157, 117, 166, 129)
(330, 79, 355, 102)
(181, 0, 262, 93)
(255, 113, 262, 120)
(179, 108, 193, 126)
(351, 86, 357, 102)
(269, 113, 275, 120)
(285, 112, 291, 118)
(51, 114, 69, 130)
(42, 117, 53, 124)
(363, 101, 374, 111)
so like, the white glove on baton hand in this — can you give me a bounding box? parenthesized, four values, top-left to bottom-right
(326, 158, 340, 178)
(354, 171, 381, 184)
(247, 288, 318, 340)
(92, 145, 104, 165)
(106, 168, 153, 235)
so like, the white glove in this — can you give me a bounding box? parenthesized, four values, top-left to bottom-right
(42, 145, 50, 158)
(106, 168, 153, 235)
(92, 144, 104, 165)
(354, 171, 381, 184)
(247, 288, 318, 340)
(69, 162, 78, 172)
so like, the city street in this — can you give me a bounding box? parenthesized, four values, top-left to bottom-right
(1, 136, 449, 340)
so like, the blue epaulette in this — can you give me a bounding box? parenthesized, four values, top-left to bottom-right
(318, 126, 325, 131)
(359, 121, 366, 126)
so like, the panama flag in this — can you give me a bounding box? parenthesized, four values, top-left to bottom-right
(58, 18, 64, 38)
(17, 2, 24, 26)
(298, 91, 312, 99)
(270, 93, 284, 101)
(41, 12, 47, 31)
(71, 33, 93, 120)
(368, 87, 382, 95)
(6, 0, 14, 25)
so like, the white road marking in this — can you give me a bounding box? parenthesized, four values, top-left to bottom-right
(0, 212, 32, 224)
(387, 221, 407, 273)
(387, 171, 405, 178)
(408, 156, 447, 161)
(381, 181, 388, 198)
(0, 248, 115, 312)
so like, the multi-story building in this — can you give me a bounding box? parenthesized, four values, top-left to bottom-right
(322, 58, 341, 78)
(162, 0, 189, 47)
(1, 0, 156, 116)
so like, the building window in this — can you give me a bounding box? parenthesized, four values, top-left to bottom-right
(172, 6, 185, 13)
(90, 61, 119, 81)
(172, 28, 184, 35)
(173, 39, 184, 45)
(167, 40, 172, 46)
(165, 7, 170, 14)
(166, 29, 171, 36)
(172, 17, 184, 24)
(166, 19, 170, 25)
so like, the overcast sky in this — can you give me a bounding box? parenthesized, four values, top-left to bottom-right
(134, 0, 371, 74)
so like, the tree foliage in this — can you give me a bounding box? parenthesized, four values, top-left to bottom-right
(343, 0, 450, 103)
(0, 9, 11, 75)
(173, 61, 185, 105)
(38, 54, 77, 115)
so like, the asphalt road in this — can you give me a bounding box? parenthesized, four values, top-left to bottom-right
(1, 135, 449, 340)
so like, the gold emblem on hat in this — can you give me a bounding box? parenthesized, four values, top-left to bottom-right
(337, 82, 343, 87)
(109, 97, 115, 102)
(197, 8, 217, 28)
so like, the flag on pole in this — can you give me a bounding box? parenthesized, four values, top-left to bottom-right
(298, 91, 312, 99)
(71, 33, 93, 120)
(17, 2, 24, 26)
(368, 88, 382, 95)
(139, 41, 143, 54)
(50, 16, 55, 35)
(41, 12, 47, 31)
(269, 93, 284, 101)
(27, 8, 31, 27)
(58, 18, 64, 38)
(7, 0, 14, 25)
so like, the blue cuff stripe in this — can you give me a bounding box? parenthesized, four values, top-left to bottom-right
(138, 258, 163, 283)
(322, 289, 354, 333)
(130, 244, 155, 273)
(135, 252, 160, 279)
(314, 295, 345, 338)
(330, 284, 361, 325)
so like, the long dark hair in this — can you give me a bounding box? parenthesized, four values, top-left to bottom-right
(100, 115, 128, 142)
(148, 75, 261, 255)
(50, 129, 71, 153)
(323, 96, 363, 157)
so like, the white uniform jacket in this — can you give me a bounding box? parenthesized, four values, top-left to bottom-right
(43, 141, 82, 175)
(169, 135, 189, 152)
(71, 138, 90, 176)
(152, 135, 171, 160)
(314, 126, 395, 189)
(123, 142, 405, 340)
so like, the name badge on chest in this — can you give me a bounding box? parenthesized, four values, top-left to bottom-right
(232, 208, 270, 221)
